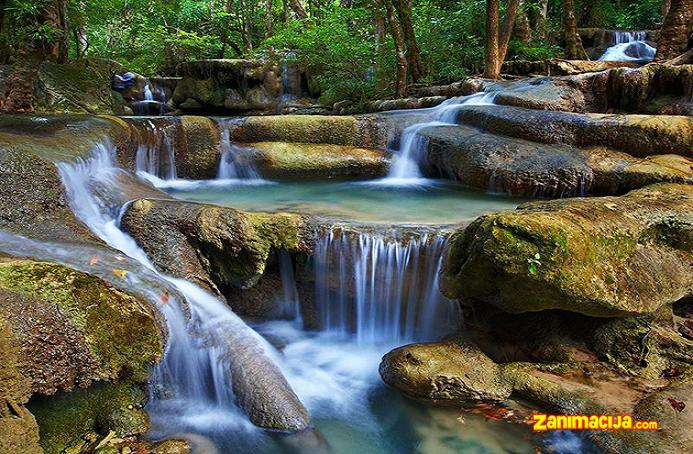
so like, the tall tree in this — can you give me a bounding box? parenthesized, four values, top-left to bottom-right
(1, 0, 67, 113)
(563, 0, 588, 60)
(655, 0, 693, 61)
(513, 2, 532, 45)
(531, 0, 548, 40)
(288, 0, 309, 20)
(395, 0, 425, 83)
(483, 0, 520, 79)
(265, 0, 273, 36)
(384, 0, 408, 97)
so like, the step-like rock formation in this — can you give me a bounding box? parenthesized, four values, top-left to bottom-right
(442, 183, 693, 317)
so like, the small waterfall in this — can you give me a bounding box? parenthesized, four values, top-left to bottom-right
(216, 119, 263, 180)
(382, 92, 498, 184)
(311, 227, 460, 345)
(144, 83, 155, 101)
(57, 142, 306, 441)
(133, 119, 177, 180)
(599, 31, 655, 62)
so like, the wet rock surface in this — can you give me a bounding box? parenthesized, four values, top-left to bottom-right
(247, 141, 388, 179)
(419, 124, 692, 197)
(442, 184, 693, 317)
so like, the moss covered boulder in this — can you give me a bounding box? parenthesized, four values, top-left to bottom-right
(379, 340, 513, 402)
(231, 114, 388, 148)
(442, 184, 693, 317)
(453, 104, 693, 157)
(247, 141, 388, 179)
(120, 198, 311, 290)
(0, 258, 164, 453)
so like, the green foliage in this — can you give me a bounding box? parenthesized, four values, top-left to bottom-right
(507, 40, 563, 61)
(263, 7, 382, 104)
(587, 0, 664, 29)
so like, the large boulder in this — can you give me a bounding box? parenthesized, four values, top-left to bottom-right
(231, 114, 388, 149)
(0, 258, 164, 454)
(120, 198, 311, 291)
(0, 58, 129, 114)
(453, 105, 693, 157)
(379, 340, 513, 402)
(419, 124, 692, 197)
(442, 184, 693, 317)
(246, 141, 388, 179)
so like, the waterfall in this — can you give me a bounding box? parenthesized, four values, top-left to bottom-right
(381, 91, 498, 184)
(134, 119, 177, 180)
(599, 31, 655, 62)
(311, 227, 460, 345)
(56, 141, 307, 441)
(216, 119, 263, 180)
(144, 83, 155, 101)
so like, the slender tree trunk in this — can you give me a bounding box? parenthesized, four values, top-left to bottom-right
(563, 0, 588, 60)
(374, 0, 387, 90)
(655, 0, 693, 62)
(484, 0, 500, 79)
(288, 0, 309, 19)
(395, 0, 425, 82)
(56, 0, 70, 63)
(484, 0, 519, 79)
(662, 0, 671, 17)
(384, 0, 407, 98)
(265, 0, 273, 36)
(498, 0, 520, 62)
(238, 0, 253, 51)
(513, 3, 532, 45)
(533, 0, 548, 40)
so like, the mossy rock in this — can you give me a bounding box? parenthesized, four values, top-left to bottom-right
(0, 259, 164, 390)
(443, 184, 693, 317)
(247, 141, 388, 179)
(28, 382, 148, 454)
(120, 199, 311, 290)
(379, 340, 513, 402)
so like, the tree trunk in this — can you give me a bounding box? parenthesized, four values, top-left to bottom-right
(498, 0, 520, 63)
(662, 0, 671, 17)
(395, 0, 425, 83)
(563, 0, 588, 60)
(513, 3, 532, 45)
(532, 0, 548, 40)
(56, 0, 70, 63)
(238, 0, 253, 51)
(288, 0, 309, 19)
(484, 0, 500, 79)
(484, 0, 519, 79)
(1, 0, 66, 113)
(385, 0, 407, 98)
(374, 0, 387, 90)
(655, 0, 693, 62)
(265, 0, 273, 36)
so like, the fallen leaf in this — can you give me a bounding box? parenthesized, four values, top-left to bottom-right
(112, 268, 128, 279)
(89, 256, 99, 265)
(160, 290, 170, 304)
(668, 397, 686, 412)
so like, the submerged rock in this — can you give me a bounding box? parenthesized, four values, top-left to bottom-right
(247, 141, 388, 179)
(379, 340, 513, 402)
(442, 184, 693, 317)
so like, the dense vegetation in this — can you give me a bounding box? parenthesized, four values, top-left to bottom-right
(0, 0, 685, 107)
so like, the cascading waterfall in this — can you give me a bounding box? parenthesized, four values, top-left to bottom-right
(311, 227, 460, 345)
(599, 31, 655, 61)
(134, 119, 178, 180)
(216, 118, 263, 180)
(56, 142, 308, 448)
(382, 91, 498, 184)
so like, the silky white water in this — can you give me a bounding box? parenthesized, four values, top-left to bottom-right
(599, 31, 656, 61)
(379, 91, 498, 186)
(56, 142, 308, 451)
(216, 118, 264, 180)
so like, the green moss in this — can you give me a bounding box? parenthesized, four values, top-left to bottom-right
(0, 261, 163, 383)
(28, 381, 147, 454)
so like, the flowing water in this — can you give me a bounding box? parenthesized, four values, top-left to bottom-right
(216, 118, 264, 180)
(379, 92, 498, 186)
(598, 31, 656, 61)
(133, 119, 178, 180)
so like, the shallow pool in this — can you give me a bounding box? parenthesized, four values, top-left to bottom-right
(157, 177, 524, 225)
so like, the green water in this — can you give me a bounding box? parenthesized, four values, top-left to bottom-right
(162, 179, 524, 225)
